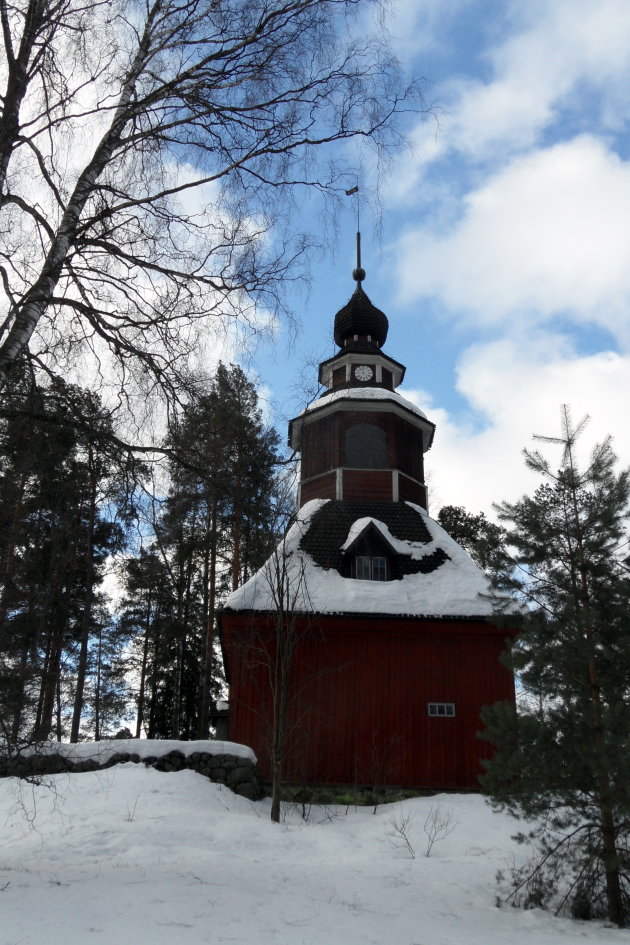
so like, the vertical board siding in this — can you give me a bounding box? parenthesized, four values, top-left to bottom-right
(222, 614, 515, 789)
(301, 415, 339, 479)
(398, 473, 427, 508)
(301, 471, 337, 504)
(343, 469, 393, 501)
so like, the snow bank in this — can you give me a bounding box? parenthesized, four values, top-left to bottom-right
(0, 766, 622, 945)
(25, 738, 255, 764)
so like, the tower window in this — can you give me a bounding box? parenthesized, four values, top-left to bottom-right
(355, 555, 388, 581)
(427, 702, 455, 717)
(345, 422, 387, 468)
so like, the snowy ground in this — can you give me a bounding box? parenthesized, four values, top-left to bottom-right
(0, 763, 627, 945)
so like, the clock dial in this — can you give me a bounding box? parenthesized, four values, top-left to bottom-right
(354, 364, 373, 382)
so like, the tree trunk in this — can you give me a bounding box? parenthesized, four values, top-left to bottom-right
(70, 443, 97, 742)
(588, 651, 625, 925)
(94, 626, 103, 741)
(231, 441, 242, 591)
(0, 0, 47, 194)
(9, 647, 29, 743)
(135, 595, 153, 739)
(34, 624, 51, 738)
(0, 7, 157, 384)
(147, 619, 162, 739)
(600, 800, 624, 926)
(270, 670, 290, 823)
(172, 544, 195, 738)
(198, 500, 217, 737)
(0, 471, 26, 637)
(36, 620, 64, 740)
(270, 608, 293, 824)
(55, 672, 62, 741)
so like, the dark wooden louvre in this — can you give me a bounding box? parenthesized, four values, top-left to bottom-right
(345, 422, 387, 468)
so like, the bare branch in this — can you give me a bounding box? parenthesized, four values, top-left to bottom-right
(0, 0, 424, 421)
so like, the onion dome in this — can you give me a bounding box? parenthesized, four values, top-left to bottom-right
(333, 278, 389, 348)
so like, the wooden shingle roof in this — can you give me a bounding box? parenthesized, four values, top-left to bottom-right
(300, 500, 449, 577)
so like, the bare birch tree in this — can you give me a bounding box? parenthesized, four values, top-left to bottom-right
(0, 0, 420, 414)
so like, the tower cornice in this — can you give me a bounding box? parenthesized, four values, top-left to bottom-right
(288, 387, 435, 453)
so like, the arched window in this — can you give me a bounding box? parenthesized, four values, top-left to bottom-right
(345, 423, 387, 469)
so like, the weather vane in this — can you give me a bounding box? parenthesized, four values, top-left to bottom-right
(345, 181, 364, 282)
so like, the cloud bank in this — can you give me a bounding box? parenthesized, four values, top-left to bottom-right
(383, 0, 630, 517)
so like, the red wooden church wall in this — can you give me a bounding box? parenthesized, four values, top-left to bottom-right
(300, 410, 424, 483)
(221, 613, 514, 789)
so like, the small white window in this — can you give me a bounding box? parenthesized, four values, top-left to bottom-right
(355, 555, 388, 581)
(428, 702, 455, 717)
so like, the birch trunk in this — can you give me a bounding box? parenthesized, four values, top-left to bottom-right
(0, 7, 157, 382)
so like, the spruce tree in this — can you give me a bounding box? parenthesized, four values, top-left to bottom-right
(480, 407, 630, 926)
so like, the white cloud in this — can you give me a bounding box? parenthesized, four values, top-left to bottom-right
(359, 2, 630, 528)
(402, 335, 630, 516)
(389, 0, 630, 190)
(386, 121, 446, 203)
(450, 0, 630, 158)
(395, 136, 630, 346)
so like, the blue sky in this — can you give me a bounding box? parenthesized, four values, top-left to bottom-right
(240, 0, 630, 517)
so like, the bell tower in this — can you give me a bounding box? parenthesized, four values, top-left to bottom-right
(288, 236, 435, 509)
(221, 234, 516, 791)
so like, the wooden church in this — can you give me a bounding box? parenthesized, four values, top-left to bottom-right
(220, 246, 514, 790)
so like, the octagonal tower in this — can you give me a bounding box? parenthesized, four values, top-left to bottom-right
(289, 252, 435, 509)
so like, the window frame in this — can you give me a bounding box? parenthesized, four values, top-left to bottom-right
(354, 555, 389, 582)
(427, 702, 456, 718)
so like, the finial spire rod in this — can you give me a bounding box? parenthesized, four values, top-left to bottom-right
(352, 227, 365, 283)
(345, 181, 365, 283)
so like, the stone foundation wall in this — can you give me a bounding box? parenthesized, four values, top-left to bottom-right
(0, 748, 262, 800)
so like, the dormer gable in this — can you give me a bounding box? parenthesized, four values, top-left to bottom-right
(340, 519, 397, 581)
(341, 518, 398, 556)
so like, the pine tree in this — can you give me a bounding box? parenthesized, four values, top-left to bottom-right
(119, 551, 175, 739)
(122, 363, 282, 738)
(0, 378, 135, 744)
(436, 505, 507, 573)
(480, 407, 630, 926)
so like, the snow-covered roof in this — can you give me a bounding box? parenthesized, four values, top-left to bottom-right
(305, 386, 427, 420)
(223, 499, 501, 619)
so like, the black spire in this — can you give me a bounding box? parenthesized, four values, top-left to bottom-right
(333, 232, 388, 348)
(352, 230, 366, 283)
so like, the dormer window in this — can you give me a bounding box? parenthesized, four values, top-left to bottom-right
(341, 519, 397, 582)
(354, 555, 388, 581)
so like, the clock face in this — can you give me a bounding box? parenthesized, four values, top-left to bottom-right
(354, 364, 373, 382)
